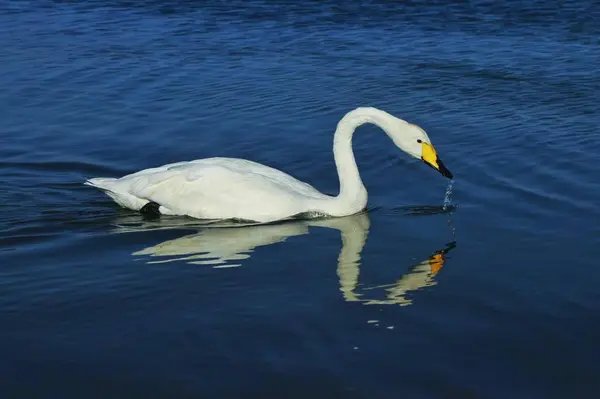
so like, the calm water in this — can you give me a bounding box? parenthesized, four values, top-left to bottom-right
(1, 1, 600, 397)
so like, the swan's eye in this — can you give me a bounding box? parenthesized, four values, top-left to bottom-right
(417, 139, 422, 143)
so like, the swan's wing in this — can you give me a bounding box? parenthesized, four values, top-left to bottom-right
(121, 158, 324, 220)
(200, 157, 324, 196)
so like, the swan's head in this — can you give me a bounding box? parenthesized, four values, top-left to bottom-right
(338, 107, 453, 179)
(390, 120, 453, 179)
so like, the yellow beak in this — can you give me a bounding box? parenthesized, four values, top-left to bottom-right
(421, 142, 453, 179)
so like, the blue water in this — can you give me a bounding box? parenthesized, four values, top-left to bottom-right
(1, 1, 600, 397)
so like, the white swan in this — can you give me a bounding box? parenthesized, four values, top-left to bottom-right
(85, 107, 453, 223)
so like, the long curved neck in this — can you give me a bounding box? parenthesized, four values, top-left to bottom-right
(332, 107, 398, 204)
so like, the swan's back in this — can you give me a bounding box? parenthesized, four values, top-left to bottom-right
(127, 157, 324, 198)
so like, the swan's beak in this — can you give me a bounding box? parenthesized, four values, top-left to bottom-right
(421, 142, 453, 179)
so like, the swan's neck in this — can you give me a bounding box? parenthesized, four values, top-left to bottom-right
(324, 107, 399, 215)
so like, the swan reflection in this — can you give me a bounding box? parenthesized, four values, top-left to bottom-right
(133, 222, 310, 268)
(116, 211, 456, 305)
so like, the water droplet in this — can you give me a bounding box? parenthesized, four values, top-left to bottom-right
(443, 179, 454, 211)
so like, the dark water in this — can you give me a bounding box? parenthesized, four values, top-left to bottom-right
(1, 1, 600, 397)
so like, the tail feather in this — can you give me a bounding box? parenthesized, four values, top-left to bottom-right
(85, 177, 147, 210)
(84, 177, 118, 191)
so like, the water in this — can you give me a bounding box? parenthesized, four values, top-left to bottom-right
(1, 1, 600, 397)
(442, 179, 455, 211)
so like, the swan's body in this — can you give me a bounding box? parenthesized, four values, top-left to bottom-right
(86, 107, 452, 223)
(86, 157, 353, 221)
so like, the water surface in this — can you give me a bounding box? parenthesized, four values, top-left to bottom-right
(1, 1, 600, 397)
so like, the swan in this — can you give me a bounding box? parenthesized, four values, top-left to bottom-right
(85, 107, 453, 223)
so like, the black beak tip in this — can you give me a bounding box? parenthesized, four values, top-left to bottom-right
(437, 159, 453, 179)
(422, 157, 453, 179)
(441, 168, 453, 179)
